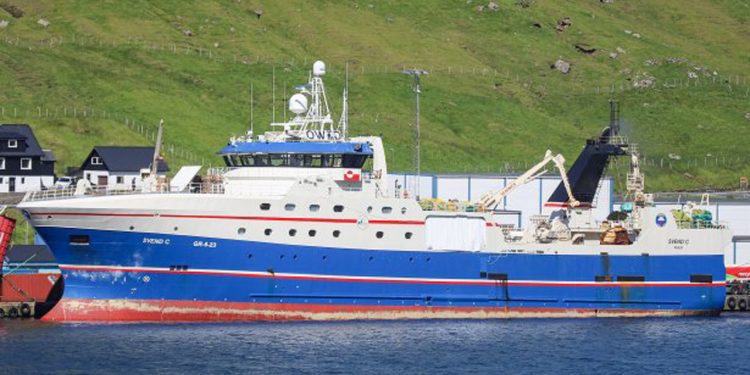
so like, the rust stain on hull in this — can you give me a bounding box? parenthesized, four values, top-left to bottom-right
(41, 298, 721, 323)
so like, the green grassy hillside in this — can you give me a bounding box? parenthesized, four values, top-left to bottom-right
(0, 0, 748, 191)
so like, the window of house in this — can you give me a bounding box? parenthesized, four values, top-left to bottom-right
(0, 177, 3, 183)
(86, 173, 92, 182)
(20, 158, 32, 170)
(8, 139, 17, 148)
(20, 177, 25, 184)
(91, 156, 102, 165)
(0, 157, 5, 170)
(116, 176, 124, 184)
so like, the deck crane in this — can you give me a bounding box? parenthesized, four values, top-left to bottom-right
(478, 150, 579, 211)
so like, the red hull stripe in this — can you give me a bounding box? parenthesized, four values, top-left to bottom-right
(41, 298, 721, 322)
(60, 264, 723, 288)
(31, 212, 426, 226)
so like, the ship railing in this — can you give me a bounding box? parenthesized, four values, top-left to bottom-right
(22, 182, 233, 202)
(23, 185, 142, 202)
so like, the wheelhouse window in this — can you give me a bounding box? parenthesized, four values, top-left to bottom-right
(8, 139, 17, 148)
(342, 154, 368, 168)
(20, 158, 32, 170)
(221, 152, 369, 169)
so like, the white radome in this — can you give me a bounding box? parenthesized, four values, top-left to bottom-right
(313, 60, 326, 76)
(289, 93, 308, 114)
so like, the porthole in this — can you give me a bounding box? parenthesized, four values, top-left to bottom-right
(248, 254, 253, 259)
(289, 229, 297, 237)
(174, 226, 179, 231)
(309, 204, 320, 212)
(333, 205, 344, 213)
(409, 257, 414, 262)
(322, 255, 328, 261)
(401, 207, 407, 215)
(280, 254, 285, 259)
(238, 227, 246, 235)
(367, 206, 373, 213)
(308, 229, 317, 237)
(369, 256, 374, 261)
(285, 203, 296, 211)
(405, 232, 413, 239)
(381, 207, 392, 214)
(264, 228, 272, 236)
(376, 231, 384, 239)
(333, 230, 341, 238)
(260, 203, 271, 210)
(129, 226, 135, 230)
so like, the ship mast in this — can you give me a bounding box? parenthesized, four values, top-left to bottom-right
(150, 119, 164, 177)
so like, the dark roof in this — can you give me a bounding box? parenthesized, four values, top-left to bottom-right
(88, 146, 169, 172)
(42, 149, 56, 162)
(5, 245, 56, 264)
(0, 124, 45, 156)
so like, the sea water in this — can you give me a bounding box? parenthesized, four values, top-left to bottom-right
(2, 314, 746, 374)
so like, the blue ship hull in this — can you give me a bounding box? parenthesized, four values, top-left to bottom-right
(36, 227, 725, 321)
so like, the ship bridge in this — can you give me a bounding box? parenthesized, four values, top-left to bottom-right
(218, 141, 373, 169)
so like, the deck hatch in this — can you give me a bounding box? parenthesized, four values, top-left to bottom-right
(616, 275, 645, 282)
(69, 235, 90, 246)
(480, 272, 508, 281)
(689, 274, 712, 283)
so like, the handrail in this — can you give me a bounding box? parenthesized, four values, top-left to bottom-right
(22, 182, 229, 203)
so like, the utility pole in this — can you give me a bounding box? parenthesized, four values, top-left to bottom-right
(402, 69, 428, 199)
(272, 66, 276, 123)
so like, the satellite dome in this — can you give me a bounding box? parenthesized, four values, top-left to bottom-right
(289, 93, 308, 115)
(313, 60, 326, 76)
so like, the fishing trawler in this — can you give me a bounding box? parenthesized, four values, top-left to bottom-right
(18, 61, 730, 321)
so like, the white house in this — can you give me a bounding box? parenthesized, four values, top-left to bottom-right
(80, 146, 168, 188)
(0, 124, 56, 193)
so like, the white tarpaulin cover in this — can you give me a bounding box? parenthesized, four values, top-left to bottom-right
(169, 165, 202, 192)
(425, 215, 486, 251)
